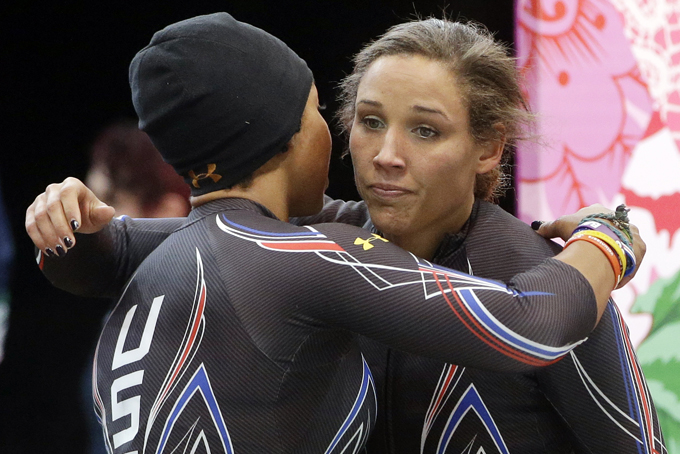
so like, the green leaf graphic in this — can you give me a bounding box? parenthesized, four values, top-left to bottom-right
(632, 270, 680, 451)
(632, 271, 680, 337)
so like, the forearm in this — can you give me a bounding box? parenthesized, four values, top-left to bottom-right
(38, 223, 120, 298)
(37, 216, 183, 298)
(554, 241, 616, 324)
(300, 223, 598, 373)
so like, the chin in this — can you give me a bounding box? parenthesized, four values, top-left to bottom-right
(371, 211, 408, 238)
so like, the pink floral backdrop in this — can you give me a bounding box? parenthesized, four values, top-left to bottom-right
(516, 0, 680, 448)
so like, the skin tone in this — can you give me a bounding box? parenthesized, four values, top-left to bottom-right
(350, 55, 503, 260)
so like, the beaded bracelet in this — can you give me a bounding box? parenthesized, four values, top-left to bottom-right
(564, 233, 623, 285)
(581, 204, 633, 244)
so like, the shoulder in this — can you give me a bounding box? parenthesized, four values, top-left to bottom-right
(208, 209, 370, 252)
(464, 201, 562, 274)
(472, 202, 533, 235)
(471, 202, 559, 250)
(291, 196, 370, 227)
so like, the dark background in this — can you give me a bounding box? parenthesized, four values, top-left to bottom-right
(0, 1, 514, 451)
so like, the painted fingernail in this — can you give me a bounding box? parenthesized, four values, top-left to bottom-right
(55, 245, 66, 257)
(531, 220, 544, 230)
(64, 237, 74, 249)
(70, 220, 80, 231)
(44, 248, 55, 257)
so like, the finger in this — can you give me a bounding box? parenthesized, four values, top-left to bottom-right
(31, 191, 63, 257)
(533, 219, 553, 238)
(534, 218, 570, 241)
(530, 220, 544, 231)
(44, 184, 74, 256)
(26, 198, 49, 253)
(59, 177, 114, 234)
(58, 177, 87, 235)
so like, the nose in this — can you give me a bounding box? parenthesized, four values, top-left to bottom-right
(373, 128, 406, 170)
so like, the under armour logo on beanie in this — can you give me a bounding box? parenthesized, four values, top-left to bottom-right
(188, 164, 222, 189)
(129, 12, 313, 195)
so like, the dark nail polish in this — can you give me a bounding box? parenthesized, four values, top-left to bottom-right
(55, 245, 66, 257)
(44, 248, 55, 257)
(64, 237, 74, 248)
(531, 220, 544, 231)
(70, 220, 80, 231)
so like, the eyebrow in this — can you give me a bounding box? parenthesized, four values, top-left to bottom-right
(357, 99, 449, 121)
(412, 105, 449, 120)
(356, 99, 381, 107)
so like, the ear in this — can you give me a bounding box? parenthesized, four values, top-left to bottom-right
(476, 123, 506, 174)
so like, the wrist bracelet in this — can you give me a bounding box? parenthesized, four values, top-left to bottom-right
(581, 204, 633, 244)
(565, 233, 623, 285)
(573, 230, 627, 274)
(572, 222, 636, 277)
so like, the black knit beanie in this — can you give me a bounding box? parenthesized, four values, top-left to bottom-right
(129, 12, 313, 195)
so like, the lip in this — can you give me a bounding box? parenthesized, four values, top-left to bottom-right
(368, 183, 412, 199)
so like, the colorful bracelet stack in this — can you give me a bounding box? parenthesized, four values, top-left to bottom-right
(581, 204, 634, 244)
(564, 204, 636, 285)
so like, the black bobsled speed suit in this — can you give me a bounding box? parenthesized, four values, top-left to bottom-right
(298, 198, 665, 454)
(37, 198, 599, 454)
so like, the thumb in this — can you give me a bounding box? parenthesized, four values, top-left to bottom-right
(532, 219, 569, 241)
(91, 202, 116, 224)
(80, 202, 115, 234)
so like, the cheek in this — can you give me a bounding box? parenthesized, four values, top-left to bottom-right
(349, 128, 371, 160)
(349, 135, 374, 176)
(415, 154, 470, 194)
(316, 122, 331, 150)
(348, 133, 359, 160)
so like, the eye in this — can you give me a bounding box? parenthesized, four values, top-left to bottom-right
(360, 116, 384, 130)
(413, 126, 438, 139)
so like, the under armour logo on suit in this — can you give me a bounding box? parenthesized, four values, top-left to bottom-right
(354, 234, 389, 250)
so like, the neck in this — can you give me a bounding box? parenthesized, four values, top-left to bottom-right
(190, 158, 291, 221)
(383, 233, 442, 261)
(382, 199, 474, 261)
